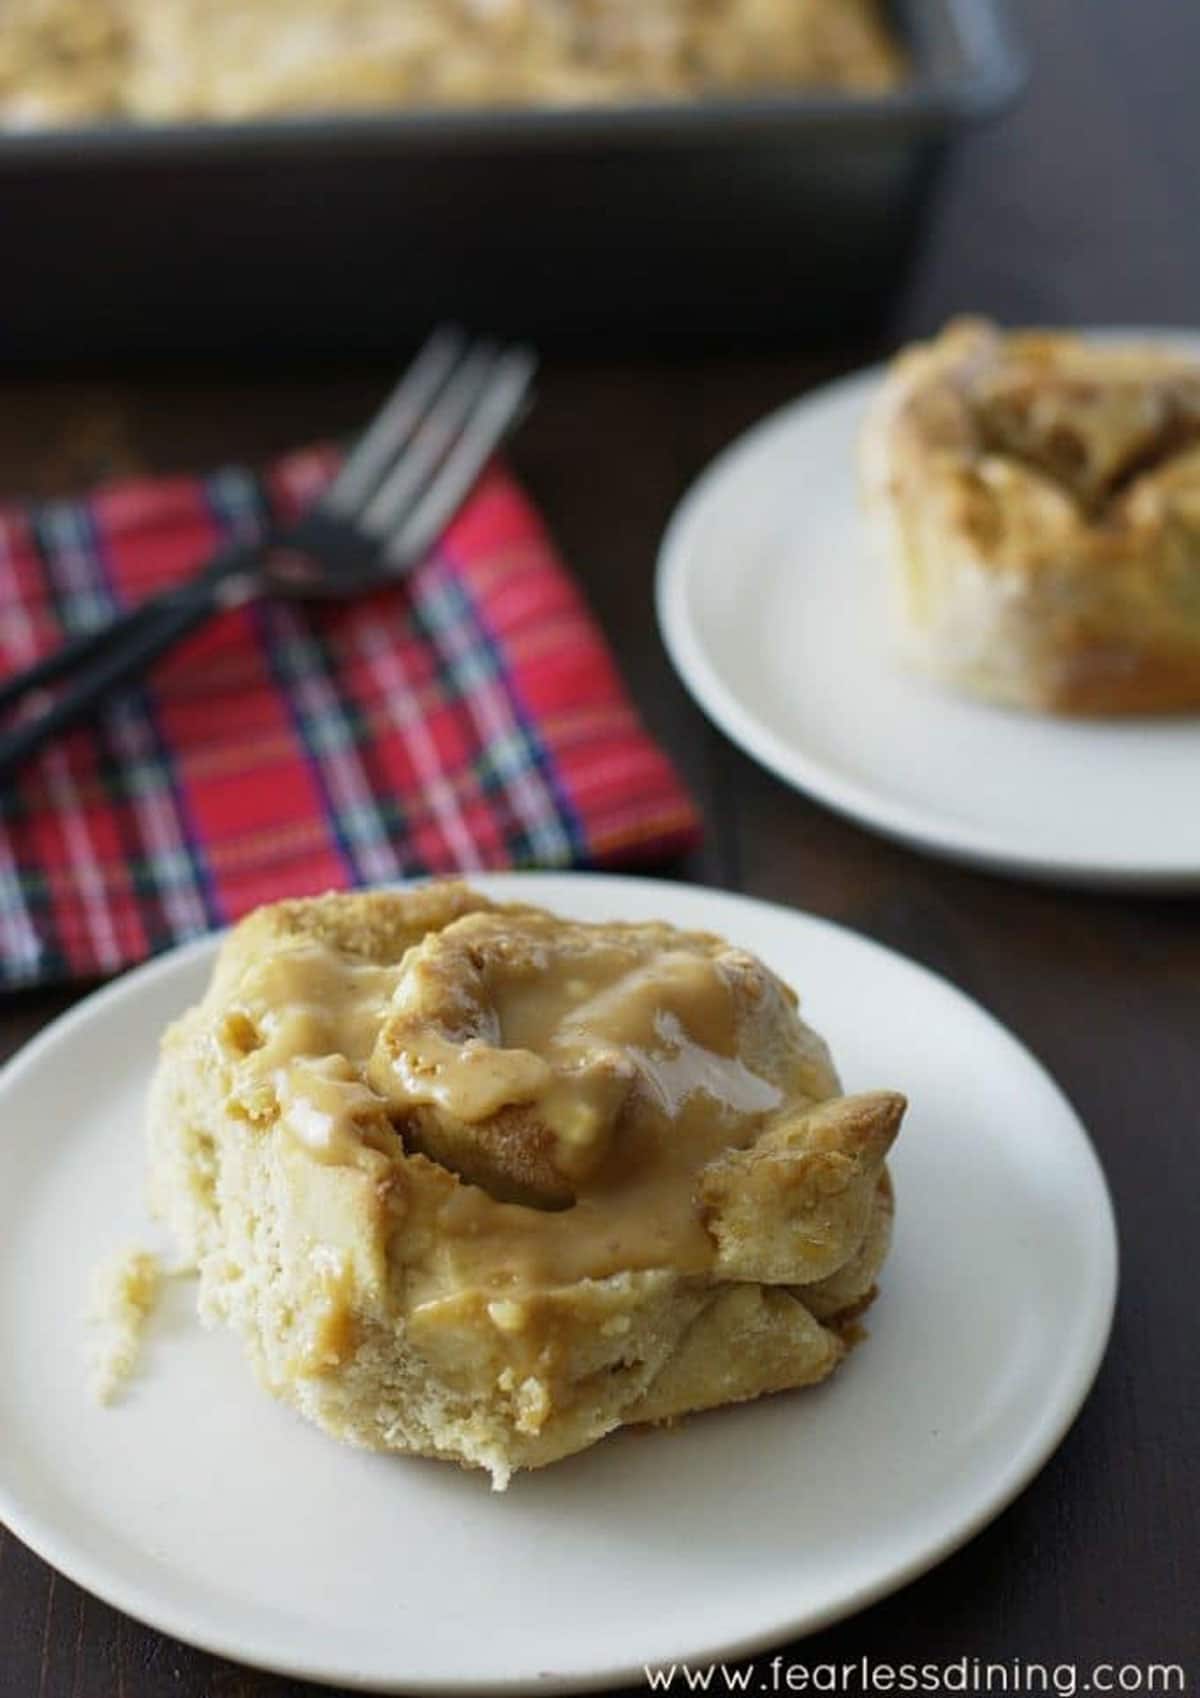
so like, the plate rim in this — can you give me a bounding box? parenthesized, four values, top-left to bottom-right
(0, 871, 1120, 1694)
(656, 334, 1200, 890)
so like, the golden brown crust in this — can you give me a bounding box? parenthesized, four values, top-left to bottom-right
(696, 1092, 903, 1284)
(861, 317, 1200, 716)
(219, 879, 496, 968)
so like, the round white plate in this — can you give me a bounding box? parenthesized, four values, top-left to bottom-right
(657, 338, 1200, 888)
(0, 873, 1117, 1694)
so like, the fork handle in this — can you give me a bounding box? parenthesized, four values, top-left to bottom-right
(0, 540, 261, 717)
(0, 565, 257, 785)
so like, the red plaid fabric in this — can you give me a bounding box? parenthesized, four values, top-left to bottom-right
(0, 449, 699, 989)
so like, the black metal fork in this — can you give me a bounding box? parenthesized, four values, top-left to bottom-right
(0, 329, 536, 783)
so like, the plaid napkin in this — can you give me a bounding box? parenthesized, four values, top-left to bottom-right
(0, 448, 699, 990)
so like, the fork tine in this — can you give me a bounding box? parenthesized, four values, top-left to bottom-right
(382, 347, 537, 567)
(358, 341, 500, 539)
(323, 325, 465, 516)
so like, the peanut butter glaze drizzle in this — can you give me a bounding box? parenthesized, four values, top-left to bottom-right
(229, 910, 837, 1295)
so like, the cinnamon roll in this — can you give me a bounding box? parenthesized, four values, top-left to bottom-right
(149, 881, 903, 1487)
(862, 318, 1200, 714)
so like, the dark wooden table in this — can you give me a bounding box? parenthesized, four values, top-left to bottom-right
(3, 2, 1198, 1693)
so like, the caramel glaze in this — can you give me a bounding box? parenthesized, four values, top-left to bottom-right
(225, 910, 839, 1298)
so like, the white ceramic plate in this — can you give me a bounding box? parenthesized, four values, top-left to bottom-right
(657, 338, 1200, 888)
(0, 872, 1117, 1694)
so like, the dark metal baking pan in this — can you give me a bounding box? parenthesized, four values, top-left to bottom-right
(0, 0, 1025, 362)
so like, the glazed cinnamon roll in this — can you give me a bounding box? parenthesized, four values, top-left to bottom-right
(149, 882, 903, 1487)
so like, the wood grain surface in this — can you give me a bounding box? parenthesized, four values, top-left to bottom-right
(2, 1, 1198, 1693)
